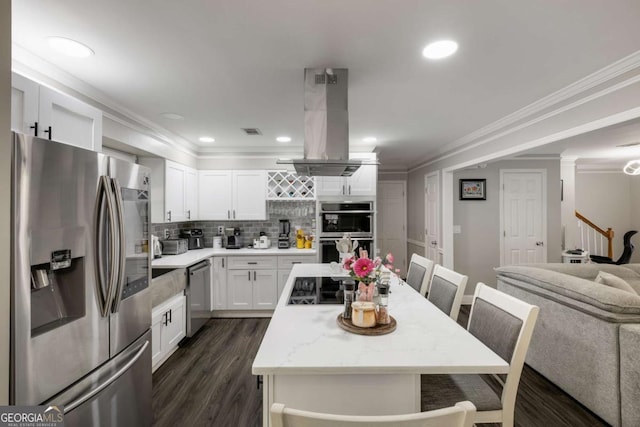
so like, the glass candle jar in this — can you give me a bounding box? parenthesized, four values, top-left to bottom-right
(351, 301, 377, 328)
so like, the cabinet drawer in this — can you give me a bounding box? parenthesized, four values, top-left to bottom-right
(227, 256, 277, 270)
(277, 255, 318, 270)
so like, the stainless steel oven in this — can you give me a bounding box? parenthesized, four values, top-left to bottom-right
(319, 202, 374, 238)
(319, 237, 374, 264)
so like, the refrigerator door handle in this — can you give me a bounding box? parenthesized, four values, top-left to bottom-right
(95, 176, 118, 317)
(63, 340, 150, 413)
(110, 178, 127, 313)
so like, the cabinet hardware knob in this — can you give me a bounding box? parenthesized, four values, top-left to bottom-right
(167, 211, 172, 222)
(44, 126, 52, 140)
(29, 122, 38, 136)
(254, 271, 256, 281)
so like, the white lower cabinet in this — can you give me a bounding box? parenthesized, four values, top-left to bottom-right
(227, 269, 255, 309)
(151, 293, 186, 371)
(211, 257, 227, 310)
(253, 270, 278, 309)
(226, 256, 279, 310)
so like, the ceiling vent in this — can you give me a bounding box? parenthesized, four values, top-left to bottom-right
(242, 128, 262, 136)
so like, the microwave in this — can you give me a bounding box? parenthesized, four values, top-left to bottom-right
(319, 202, 374, 238)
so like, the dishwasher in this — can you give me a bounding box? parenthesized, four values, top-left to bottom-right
(186, 259, 212, 338)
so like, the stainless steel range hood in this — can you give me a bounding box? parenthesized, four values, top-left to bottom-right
(278, 68, 363, 176)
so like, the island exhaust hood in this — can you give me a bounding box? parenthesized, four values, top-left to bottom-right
(278, 68, 366, 177)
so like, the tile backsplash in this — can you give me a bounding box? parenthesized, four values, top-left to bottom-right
(151, 200, 316, 248)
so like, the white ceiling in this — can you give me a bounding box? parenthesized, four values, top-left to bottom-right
(11, 0, 640, 170)
(515, 118, 640, 169)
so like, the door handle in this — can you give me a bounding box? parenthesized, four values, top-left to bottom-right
(44, 126, 52, 140)
(431, 241, 438, 246)
(63, 341, 149, 413)
(29, 121, 38, 136)
(110, 178, 126, 314)
(222, 258, 225, 268)
(536, 241, 544, 246)
(227, 210, 230, 219)
(342, 185, 345, 195)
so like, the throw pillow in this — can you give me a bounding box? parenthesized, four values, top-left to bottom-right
(594, 271, 638, 295)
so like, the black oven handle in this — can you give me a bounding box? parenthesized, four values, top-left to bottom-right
(320, 210, 374, 214)
(318, 238, 374, 242)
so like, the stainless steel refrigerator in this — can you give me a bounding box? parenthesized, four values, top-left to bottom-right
(11, 132, 152, 425)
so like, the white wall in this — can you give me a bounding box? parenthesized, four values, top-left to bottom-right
(453, 159, 562, 294)
(406, 59, 640, 273)
(1, 0, 11, 404)
(575, 172, 640, 263)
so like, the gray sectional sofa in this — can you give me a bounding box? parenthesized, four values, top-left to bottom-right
(495, 263, 640, 427)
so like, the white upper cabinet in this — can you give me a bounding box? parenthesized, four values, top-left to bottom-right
(232, 170, 266, 220)
(11, 73, 102, 152)
(347, 164, 377, 196)
(198, 170, 266, 221)
(11, 73, 38, 136)
(139, 158, 198, 223)
(316, 154, 378, 198)
(316, 176, 345, 197)
(165, 160, 188, 222)
(199, 171, 233, 220)
(184, 167, 198, 221)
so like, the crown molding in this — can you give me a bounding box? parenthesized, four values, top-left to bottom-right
(409, 50, 640, 172)
(12, 43, 199, 158)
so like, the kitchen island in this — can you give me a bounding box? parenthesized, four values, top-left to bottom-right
(252, 264, 508, 426)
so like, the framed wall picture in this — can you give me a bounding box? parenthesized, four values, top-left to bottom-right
(459, 179, 486, 200)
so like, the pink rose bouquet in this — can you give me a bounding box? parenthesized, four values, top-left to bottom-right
(342, 248, 397, 301)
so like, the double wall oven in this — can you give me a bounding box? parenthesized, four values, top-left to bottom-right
(318, 202, 374, 263)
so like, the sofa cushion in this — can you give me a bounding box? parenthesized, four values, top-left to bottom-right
(595, 271, 638, 295)
(495, 265, 640, 315)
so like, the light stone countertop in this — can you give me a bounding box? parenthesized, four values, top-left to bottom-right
(151, 247, 317, 269)
(252, 264, 509, 376)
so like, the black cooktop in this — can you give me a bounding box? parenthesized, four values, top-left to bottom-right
(288, 276, 353, 305)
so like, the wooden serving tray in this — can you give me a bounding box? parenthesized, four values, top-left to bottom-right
(336, 313, 397, 336)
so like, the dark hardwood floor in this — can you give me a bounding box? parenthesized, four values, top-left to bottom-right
(153, 308, 609, 427)
(152, 318, 268, 427)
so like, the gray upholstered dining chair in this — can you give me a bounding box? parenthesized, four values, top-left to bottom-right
(271, 401, 476, 427)
(405, 253, 434, 297)
(421, 283, 539, 427)
(426, 265, 468, 321)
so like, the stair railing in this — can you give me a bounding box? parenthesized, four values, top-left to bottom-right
(575, 211, 614, 258)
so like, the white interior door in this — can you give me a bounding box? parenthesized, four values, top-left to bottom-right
(377, 181, 407, 275)
(425, 173, 440, 263)
(501, 170, 547, 265)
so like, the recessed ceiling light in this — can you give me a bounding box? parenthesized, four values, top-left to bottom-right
(623, 160, 640, 175)
(422, 40, 458, 60)
(276, 136, 292, 143)
(47, 36, 94, 58)
(199, 136, 215, 143)
(160, 112, 184, 120)
(363, 137, 377, 143)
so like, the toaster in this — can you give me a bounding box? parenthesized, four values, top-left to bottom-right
(159, 238, 188, 255)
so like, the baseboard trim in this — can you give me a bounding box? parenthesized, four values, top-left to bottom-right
(210, 310, 273, 318)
